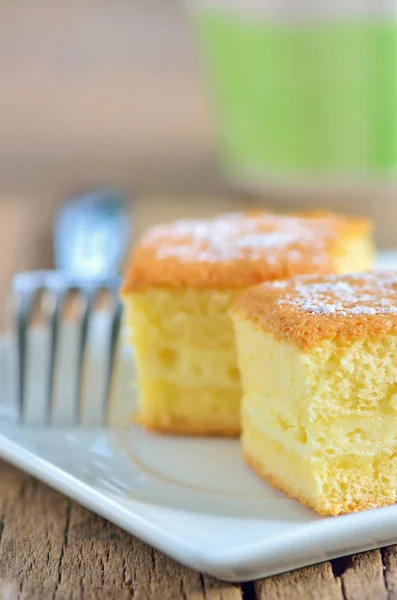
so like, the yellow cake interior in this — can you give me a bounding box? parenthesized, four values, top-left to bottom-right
(232, 315, 397, 515)
(124, 288, 241, 435)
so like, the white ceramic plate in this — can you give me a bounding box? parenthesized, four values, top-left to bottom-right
(1, 251, 397, 582)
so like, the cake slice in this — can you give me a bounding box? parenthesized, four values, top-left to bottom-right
(121, 210, 373, 436)
(231, 271, 397, 515)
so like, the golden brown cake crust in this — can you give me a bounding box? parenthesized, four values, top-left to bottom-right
(244, 450, 397, 516)
(122, 211, 371, 292)
(233, 271, 397, 350)
(135, 413, 240, 437)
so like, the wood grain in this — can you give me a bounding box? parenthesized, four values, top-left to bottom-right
(382, 546, 397, 600)
(0, 460, 243, 599)
(255, 562, 344, 600)
(340, 551, 388, 600)
(3, 457, 397, 599)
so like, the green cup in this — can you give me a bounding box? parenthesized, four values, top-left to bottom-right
(193, 2, 397, 191)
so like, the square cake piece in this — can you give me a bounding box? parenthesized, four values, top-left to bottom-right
(121, 210, 373, 436)
(231, 271, 397, 515)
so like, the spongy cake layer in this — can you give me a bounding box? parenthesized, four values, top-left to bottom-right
(232, 273, 397, 514)
(123, 211, 373, 292)
(124, 289, 241, 435)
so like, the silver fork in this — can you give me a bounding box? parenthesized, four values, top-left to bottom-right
(11, 189, 130, 426)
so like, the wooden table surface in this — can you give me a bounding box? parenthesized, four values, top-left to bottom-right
(1, 1, 397, 598)
(2, 454, 397, 599)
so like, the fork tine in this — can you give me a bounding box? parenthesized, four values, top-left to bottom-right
(46, 288, 66, 425)
(74, 287, 95, 425)
(102, 298, 123, 426)
(14, 299, 29, 422)
(13, 284, 36, 422)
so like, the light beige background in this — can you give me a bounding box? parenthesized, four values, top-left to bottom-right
(0, 0, 219, 196)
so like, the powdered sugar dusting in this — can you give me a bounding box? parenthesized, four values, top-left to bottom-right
(144, 212, 334, 265)
(276, 272, 397, 317)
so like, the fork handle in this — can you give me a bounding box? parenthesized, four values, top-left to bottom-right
(53, 189, 131, 277)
